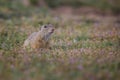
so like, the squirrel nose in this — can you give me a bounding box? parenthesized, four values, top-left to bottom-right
(52, 29, 54, 32)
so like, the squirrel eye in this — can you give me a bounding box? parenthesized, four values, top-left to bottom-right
(44, 25, 47, 28)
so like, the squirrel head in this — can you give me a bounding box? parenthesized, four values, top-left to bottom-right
(40, 24, 55, 41)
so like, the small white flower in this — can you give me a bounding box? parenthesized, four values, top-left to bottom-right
(73, 39, 77, 43)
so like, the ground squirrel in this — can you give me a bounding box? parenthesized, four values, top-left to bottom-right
(23, 24, 54, 50)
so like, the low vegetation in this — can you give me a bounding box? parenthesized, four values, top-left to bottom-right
(0, 1, 120, 80)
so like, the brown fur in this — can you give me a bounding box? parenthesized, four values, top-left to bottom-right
(23, 24, 54, 50)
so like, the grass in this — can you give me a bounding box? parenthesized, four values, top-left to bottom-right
(45, 0, 120, 13)
(0, 2, 120, 80)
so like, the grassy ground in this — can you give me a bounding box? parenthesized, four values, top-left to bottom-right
(0, 3, 120, 80)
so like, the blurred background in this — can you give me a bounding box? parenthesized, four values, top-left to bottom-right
(0, 0, 120, 18)
(0, 0, 120, 80)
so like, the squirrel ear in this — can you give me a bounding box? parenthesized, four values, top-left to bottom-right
(40, 26, 42, 30)
(48, 24, 53, 27)
(40, 25, 44, 30)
